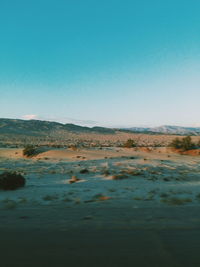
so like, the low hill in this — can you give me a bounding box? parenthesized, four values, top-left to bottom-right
(1, 118, 200, 138)
(0, 118, 115, 136)
(123, 125, 200, 136)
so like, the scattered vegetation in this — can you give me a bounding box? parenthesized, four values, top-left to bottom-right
(92, 193, 111, 201)
(121, 169, 142, 176)
(169, 137, 183, 149)
(196, 193, 200, 200)
(18, 197, 28, 204)
(160, 193, 169, 198)
(83, 193, 111, 203)
(0, 171, 26, 190)
(111, 174, 128, 180)
(169, 136, 196, 151)
(197, 139, 200, 148)
(161, 197, 192, 205)
(98, 195, 111, 201)
(23, 145, 37, 157)
(80, 168, 89, 174)
(43, 194, 59, 201)
(124, 139, 137, 148)
(102, 169, 111, 176)
(69, 175, 81, 184)
(133, 196, 144, 201)
(70, 145, 78, 151)
(3, 199, 17, 209)
(181, 136, 196, 150)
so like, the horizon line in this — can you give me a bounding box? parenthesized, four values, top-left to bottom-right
(1, 117, 200, 129)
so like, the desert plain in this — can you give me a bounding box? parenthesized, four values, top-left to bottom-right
(1, 135, 200, 267)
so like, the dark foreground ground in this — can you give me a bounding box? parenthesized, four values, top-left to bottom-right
(1, 146, 200, 266)
(1, 205, 200, 267)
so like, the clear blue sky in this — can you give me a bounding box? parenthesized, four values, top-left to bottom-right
(0, 0, 200, 127)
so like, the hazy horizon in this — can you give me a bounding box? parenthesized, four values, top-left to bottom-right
(1, 0, 200, 127)
(1, 116, 200, 129)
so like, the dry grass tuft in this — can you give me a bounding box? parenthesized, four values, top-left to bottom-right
(3, 199, 17, 209)
(98, 195, 111, 201)
(111, 174, 129, 180)
(161, 197, 192, 205)
(43, 194, 59, 201)
(69, 175, 80, 184)
(80, 169, 89, 174)
(121, 169, 142, 176)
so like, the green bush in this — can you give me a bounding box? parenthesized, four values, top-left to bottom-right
(0, 172, 26, 190)
(23, 145, 37, 157)
(124, 139, 137, 148)
(169, 136, 195, 151)
(181, 136, 195, 151)
(169, 137, 182, 149)
(197, 139, 200, 148)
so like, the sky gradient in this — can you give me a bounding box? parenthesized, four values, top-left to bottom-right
(0, 0, 200, 127)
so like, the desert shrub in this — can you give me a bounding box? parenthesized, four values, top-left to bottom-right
(23, 145, 37, 157)
(69, 175, 80, 184)
(43, 194, 58, 201)
(181, 136, 195, 151)
(197, 139, 200, 148)
(169, 137, 182, 149)
(169, 136, 195, 151)
(0, 172, 26, 190)
(70, 145, 78, 151)
(161, 197, 192, 205)
(124, 139, 137, 148)
(80, 169, 89, 174)
(111, 174, 128, 180)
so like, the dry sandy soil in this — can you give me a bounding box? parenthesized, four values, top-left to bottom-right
(1, 131, 200, 148)
(0, 147, 200, 267)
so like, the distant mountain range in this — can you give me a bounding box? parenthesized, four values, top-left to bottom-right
(0, 118, 200, 136)
(122, 125, 200, 135)
(0, 118, 115, 136)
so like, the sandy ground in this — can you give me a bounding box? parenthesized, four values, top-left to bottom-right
(0, 147, 200, 266)
(1, 131, 199, 148)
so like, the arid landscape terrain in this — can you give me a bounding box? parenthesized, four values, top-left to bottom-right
(1, 146, 200, 211)
(1, 0, 200, 265)
(1, 120, 200, 266)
